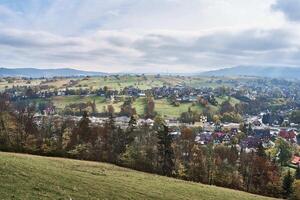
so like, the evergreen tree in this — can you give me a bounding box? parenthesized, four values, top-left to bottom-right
(110, 126, 127, 164)
(105, 114, 127, 163)
(157, 124, 174, 177)
(126, 115, 137, 144)
(77, 111, 91, 143)
(282, 170, 294, 198)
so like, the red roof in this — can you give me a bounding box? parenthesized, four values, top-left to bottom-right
(279, 130, 296, 139)
(213, 132, 225, 138)
(291, 156, 300, 165)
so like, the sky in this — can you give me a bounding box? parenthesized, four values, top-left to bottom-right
(0, 0, 300, 73)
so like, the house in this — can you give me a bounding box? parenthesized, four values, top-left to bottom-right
(253, 128, 271, 141)
(170, 131, 181, 137)
(240, 136, 261, 149)
(253, 120, 262, 126)
(138, 93, 146, 97)
(223, 123, 240, 130)
(115, 116, 130, 124)
(213, 132, 225, 144)
(195, 132, 213, 144)
(138, 118, 154, 126)
(279, 129, 297, 143)
(166, 118, 180, 126)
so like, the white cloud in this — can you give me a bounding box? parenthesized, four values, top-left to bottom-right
(0, 0, 299, 72)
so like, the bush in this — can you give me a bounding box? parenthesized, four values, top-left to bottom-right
(68, 143, 94, 160)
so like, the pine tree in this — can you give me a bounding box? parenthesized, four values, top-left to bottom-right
(157, 124, 174, 177)
(105, 114, 127, 163)
(77, 111, 91, 143)
(126, 115, 137, 144)
(282, 170, 294, 198)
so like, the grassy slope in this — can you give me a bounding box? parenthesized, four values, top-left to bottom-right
(0, 79, 42, 91)
(154, 99, 203, 117)
(0, 152, 276, 200)
(52, 96, 124, 113)
(75, 76, 167, 90)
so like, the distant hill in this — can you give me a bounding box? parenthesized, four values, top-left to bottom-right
(0, 152, 275, 200)
(200, 66, 300, 79)
(0, 67, 107, 78)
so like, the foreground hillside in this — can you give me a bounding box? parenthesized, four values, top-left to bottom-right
(0, 152, 276, 200)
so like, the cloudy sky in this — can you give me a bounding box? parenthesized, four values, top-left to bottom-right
(0, 0, 300, 73)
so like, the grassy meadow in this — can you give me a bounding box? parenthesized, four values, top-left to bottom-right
(0, 75, 249, 91)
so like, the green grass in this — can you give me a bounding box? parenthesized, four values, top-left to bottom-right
(0, 75, 264, 92)
(0, 152, 276, 200)
(52, 96, 123, 113)
(215, 96, 240, 106)
(154, 99, 203, 118)
(37, 93, 240, 118)
(132, 97, 146, 115)
(75, 76, 167, 90)
(51, 96, 205, 118)
(132, 98, 204, 117)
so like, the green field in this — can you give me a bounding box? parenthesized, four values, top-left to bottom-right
(51, 95, 206, 117)
(74, 75, 168, 90)
(52, 96, 124, 112)
(215, 96, 240, 105)
(0, 75, 262, 92)
(5, 75, 244, 118)
(47, 94, 241, 118)
(154, 99, 203, 117)
(0, 152, 276, 200)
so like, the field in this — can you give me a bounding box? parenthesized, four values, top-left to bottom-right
(1, 75, 243, 118)
(73, 75, 169, 90)
(0, 152, 276, 200)
(50, 96, 207, 117)
(0, 79, 42, 91)
(51, 96, 124, 113)
(0, 75, 255, 91)
(154, 98, 203, 117)
(71, 76, 252, 90)
(50, 94, 240, 117)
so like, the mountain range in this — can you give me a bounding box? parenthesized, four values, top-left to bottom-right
(199, 66, 300, 79)
(0, 68, 106, 78)
(1, 66, 300, 79)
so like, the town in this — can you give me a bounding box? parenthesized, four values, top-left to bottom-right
(1, 75, 300, 170)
